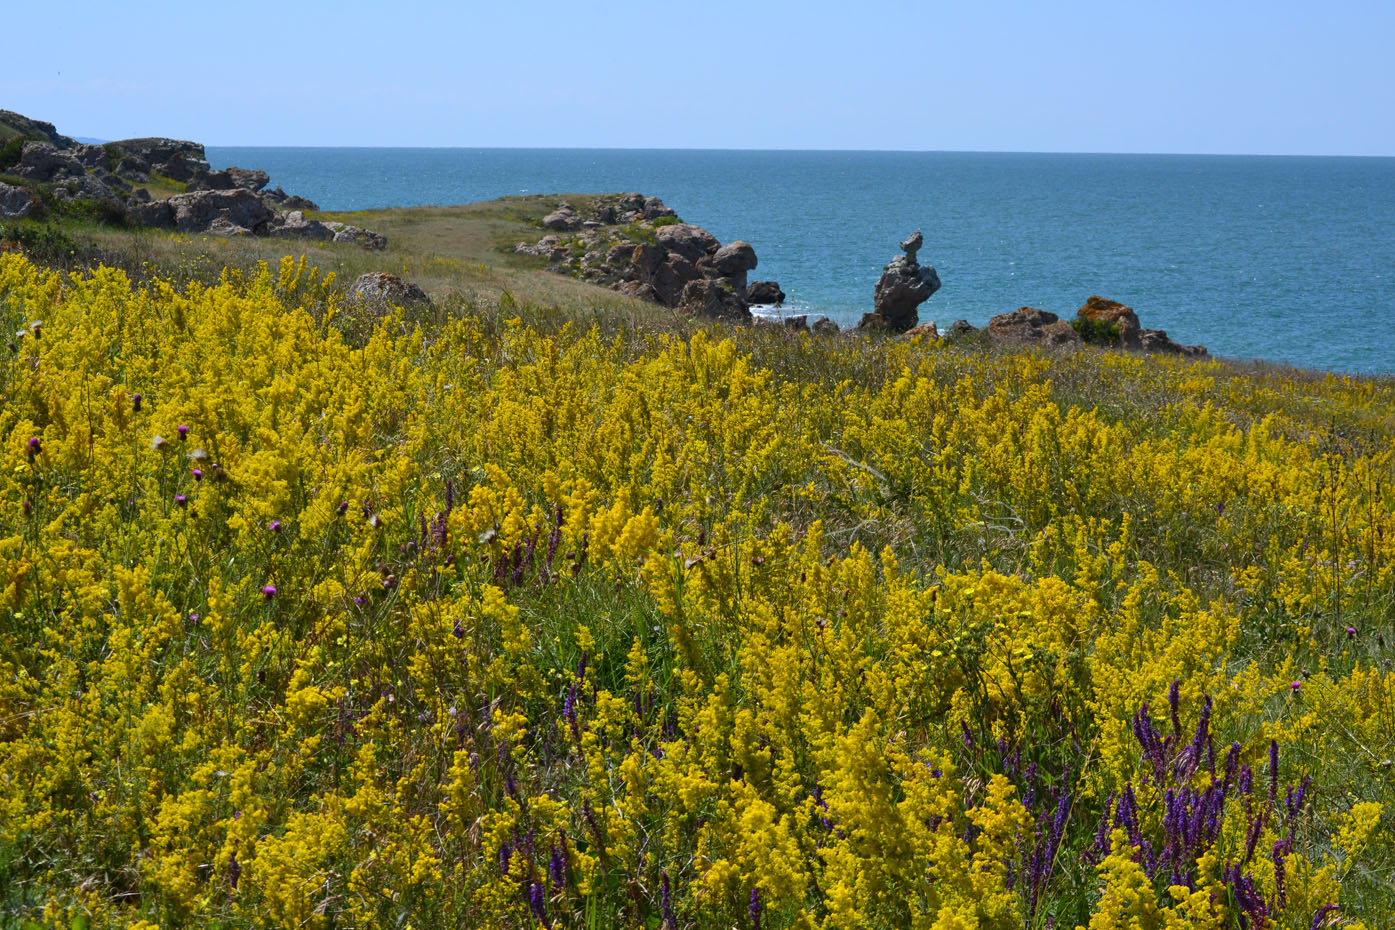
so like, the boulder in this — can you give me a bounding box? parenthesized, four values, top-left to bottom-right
(227, 167, 270, 191)
(642, 196, 676, 219)
(679, 279, 749, 321)
(712, 240, 757, 291)
(164, 189, 275, 234)
(324, 222, 387, 250)
(0, 182, 37, 219)
(987, 307, 1062, 341)
(1076, 296, 1141, 347)
(271, 210, 334, 241)
(782, 315, 809, 332)
(903, 321, 940, 340)
(746, 280, 785, 306)
(860, 229, 941, 333)
(351, 272, 428, 304)
(811, 317, 841, 336)
(1140, 329, 1208, 358)
(1041, 320, 1083, 345)
(617, 281, 660, 302)
(655, 223, 718, 263)
(542, 203, 582, 231)
(949, 319, 978, 337)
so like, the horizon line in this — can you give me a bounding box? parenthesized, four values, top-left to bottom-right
(188, 143, 1395, 159)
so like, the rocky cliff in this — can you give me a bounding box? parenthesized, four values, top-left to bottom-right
(0, 109, 384, 246)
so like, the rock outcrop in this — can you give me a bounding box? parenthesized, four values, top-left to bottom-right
(972, 297, 1207, 358)
(0, 108, 384, 246)
(515, 193, 767, 321)
(859, 230, 942, 332)
(1075, 296, 1141, 347)
(987, 307, 1081, 345)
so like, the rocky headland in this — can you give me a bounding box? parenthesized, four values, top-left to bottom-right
(516, 194, 797, 323)
(0, 109, 385, 246)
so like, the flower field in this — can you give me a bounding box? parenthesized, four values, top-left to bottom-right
(0, 252, 1392, 928)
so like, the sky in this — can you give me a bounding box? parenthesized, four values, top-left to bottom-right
(4, 0, 1393, 155)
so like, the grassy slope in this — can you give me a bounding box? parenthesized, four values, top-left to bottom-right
(1, 198, 1394, 926)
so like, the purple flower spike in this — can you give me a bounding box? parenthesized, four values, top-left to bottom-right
(661, 872, 675, 928)
(527, 880, 548, 926)
(749, 887, 763, 930)
(132, 393, 142, 412)
(1309, 904, 1340, 930)
(262, 584, 277, 599)
(1269, 740, 1280, 805)
(177, 424, 189, 440)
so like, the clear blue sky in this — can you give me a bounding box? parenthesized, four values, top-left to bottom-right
(5, 0, 1393, 155)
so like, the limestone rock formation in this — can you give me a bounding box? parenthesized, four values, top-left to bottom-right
(542, 203, 583, 231)
(859, 229, 941, 332)
(811, 317, 841, 336)
(747, 280, 785, 306)
(1140, 329, 1208, 358)
(987, 308, 1081, 346)
(1076, 296, 1141, 347)
(0, 182, 37, 219)
(351, 272, 428, 304)
(0, 108, 380, 245)
(517, 194, 763, 321)
(271, 210, 335, 241)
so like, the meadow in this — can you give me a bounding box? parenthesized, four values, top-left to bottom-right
(0, 242, 1392, 929)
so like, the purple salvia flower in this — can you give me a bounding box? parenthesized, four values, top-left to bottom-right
(1223, 742, 1241, 789)
(499, 842, 512, 876)
(548, 834, 568, 887)
(960, 719, 975, 749)
(1272, 839, 1289, 910)
(1238, 763, 1253, 795)
(1269, 739, 1280, 806)
(1243, 810, 1266, 864)
(229, 848, 240, 889)
(661, 872, 675, 928)
(1309, 904, 1340, 930)
(1093, 793, 1115, 854)
(527, 879, 549, 926)
(1168, 680, 1182, 737)
(749, 887, 762, 930)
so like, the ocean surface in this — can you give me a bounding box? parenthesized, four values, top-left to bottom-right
(206, 148, 1395, 375)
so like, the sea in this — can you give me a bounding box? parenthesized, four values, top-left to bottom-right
(205, 148, 1395, 375)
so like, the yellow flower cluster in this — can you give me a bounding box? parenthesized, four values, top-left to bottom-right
(0, 252, 1391, 928)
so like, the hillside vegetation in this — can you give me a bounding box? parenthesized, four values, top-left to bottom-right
(0, 231, 1393, 930)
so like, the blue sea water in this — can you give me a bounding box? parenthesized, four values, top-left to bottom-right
(206, 148, 1395, 375)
